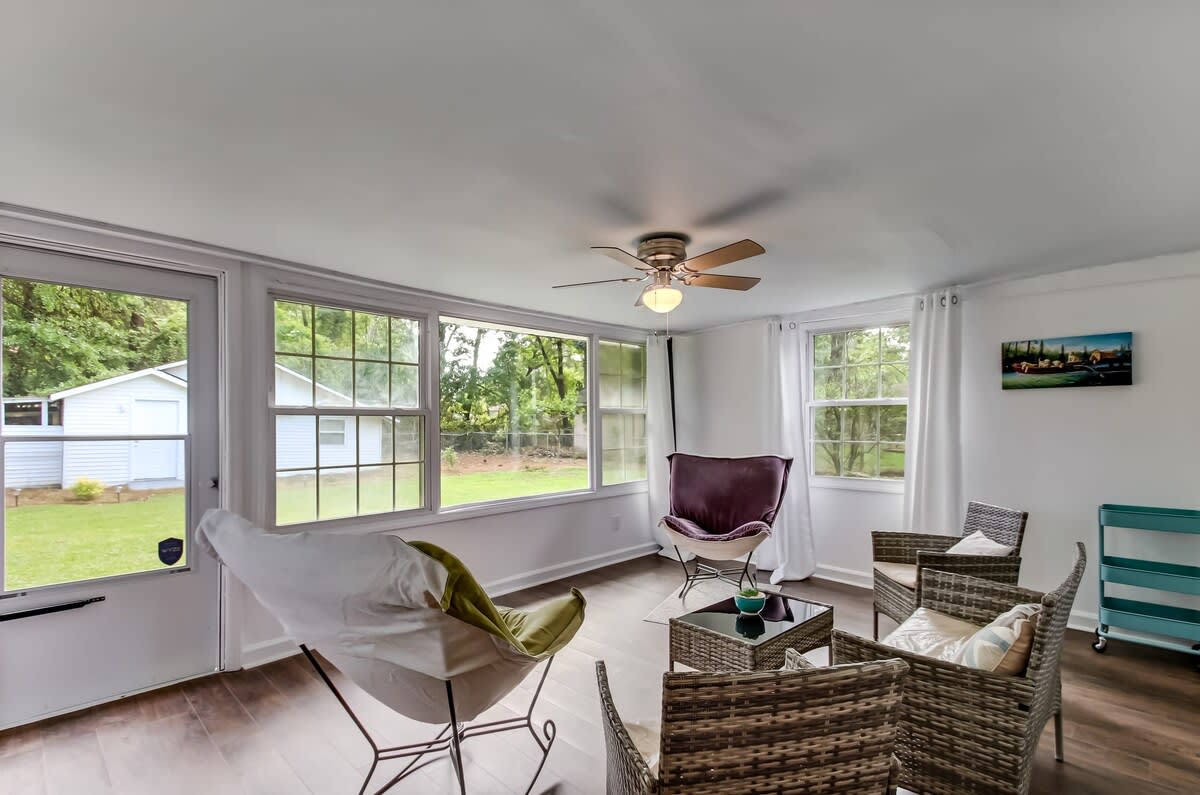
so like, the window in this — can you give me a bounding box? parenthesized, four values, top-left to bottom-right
(439, 317, 588, 507)
(318, 417, 347, 446)
(3, 398, 63, 426)
(599, 340, 647, 485)
(810, 324, 909, 480)
(272, 300, 426, 525)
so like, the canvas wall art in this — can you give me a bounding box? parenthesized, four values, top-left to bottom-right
(1001, 332, 1132, 389)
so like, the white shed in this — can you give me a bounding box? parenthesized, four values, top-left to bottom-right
(273, 365, 389, 470)
(4, 361, 400, 490)
(51, 363, 189, 488)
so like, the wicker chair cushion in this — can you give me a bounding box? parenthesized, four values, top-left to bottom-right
(622, 719, 661, 778)
(881, 607, 981, 662)
(956, 603, 1040, 675)
(946, 530, 1014, 556)
(660, 514, 771, 542)
(872, 561, 918, 589)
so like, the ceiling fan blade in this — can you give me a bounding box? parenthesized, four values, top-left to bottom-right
(592, 246, 651, 271)
(679, 239, 765, 273)
(634, 290, 644, 307)
(686, 273, 761, 291)
(552, 277, 644, 289)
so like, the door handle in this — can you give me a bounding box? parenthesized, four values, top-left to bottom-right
(0, 596, 105, 622)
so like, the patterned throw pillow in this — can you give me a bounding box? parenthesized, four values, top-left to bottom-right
(955, 603, 1041, 675)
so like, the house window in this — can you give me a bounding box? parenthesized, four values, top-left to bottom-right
(810, 324, 909, 480)
(439, 318, 589, 507)
(599, 340, 647, 486)
(272, 300, 427, 525)
(318, 417, 347, 446)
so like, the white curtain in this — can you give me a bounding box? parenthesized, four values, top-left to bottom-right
(903, 288, 964, 534)
(760, 320, 817, 582)
(645, 333, 677, 552)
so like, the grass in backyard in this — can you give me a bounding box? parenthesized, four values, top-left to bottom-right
(4, 493, 186, 590)
(5, 468, 591, 588)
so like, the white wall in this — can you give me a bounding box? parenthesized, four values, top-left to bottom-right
(962, 253, 1200, 625)
(677, 257, 1200, 635)
(3, 426, 63, 488)
(672, 321, 774, 456)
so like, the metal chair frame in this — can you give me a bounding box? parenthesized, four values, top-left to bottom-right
(673, 546, 757, 599)
(299, 645, 556, 795)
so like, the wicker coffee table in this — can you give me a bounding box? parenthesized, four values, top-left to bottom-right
(668, 594, 834, 672)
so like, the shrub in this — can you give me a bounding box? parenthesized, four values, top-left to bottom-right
(71, 478, 105, 501)
(441, 448, 459, 468)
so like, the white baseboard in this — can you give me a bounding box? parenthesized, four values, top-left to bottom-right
(241, 637, 301, 669)
(1068, 608, 1098, 634)
(485, 541, 661, 597)
(237, 541, 661, 668)
(813, 563, 873, 590)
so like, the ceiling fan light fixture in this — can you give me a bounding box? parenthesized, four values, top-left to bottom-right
(641, 273, 683, 313)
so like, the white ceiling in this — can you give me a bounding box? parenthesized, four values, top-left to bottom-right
(3, 2, 1200, 331)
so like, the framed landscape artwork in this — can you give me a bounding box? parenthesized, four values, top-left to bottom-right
(1001, 332, 1133, 390)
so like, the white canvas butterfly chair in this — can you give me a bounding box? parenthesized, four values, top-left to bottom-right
(196, 509, 586, 795)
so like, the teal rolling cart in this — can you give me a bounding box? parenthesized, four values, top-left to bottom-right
(1093, 504, 1200, 666)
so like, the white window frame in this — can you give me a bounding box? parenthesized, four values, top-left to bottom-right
(268, 292, 431, 526)
(598, 339, 648, 486)
(806, 317, 909, 494)
(260, 271, 648, 534)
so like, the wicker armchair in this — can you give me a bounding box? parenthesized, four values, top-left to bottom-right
(871, 500, 1029, 637)
(596, 651, 908, 795)
(836, 542, 1086, 795)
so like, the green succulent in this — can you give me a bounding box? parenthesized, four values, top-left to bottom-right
(738, 587, 763, 598)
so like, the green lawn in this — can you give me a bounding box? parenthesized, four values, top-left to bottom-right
(4, 493, 186, 590)
(5, 467, 590, 589)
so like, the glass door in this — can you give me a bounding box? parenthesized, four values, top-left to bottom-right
(0, 245, 220, 729)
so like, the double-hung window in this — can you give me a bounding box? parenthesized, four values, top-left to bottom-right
(810, 324, 909, 481)
(271, 299, 427, 525)
(438, 317, 589, 506)
(599, 340, 647, 485)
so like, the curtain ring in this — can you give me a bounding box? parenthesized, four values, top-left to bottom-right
(951, 294, 959, 305)
(939, 295, 947, 307)
(919, 299, 925, 311)
(788, 321, 797, 330)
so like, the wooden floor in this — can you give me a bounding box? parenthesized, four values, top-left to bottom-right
(2, 554, 1198, 794)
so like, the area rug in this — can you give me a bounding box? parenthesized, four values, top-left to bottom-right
(643, 579, 780, 625)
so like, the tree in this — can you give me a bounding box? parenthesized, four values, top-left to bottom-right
(3, 279, 187, 396)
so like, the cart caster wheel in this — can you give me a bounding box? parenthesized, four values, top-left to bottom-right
(1092, 634, 1107, 653)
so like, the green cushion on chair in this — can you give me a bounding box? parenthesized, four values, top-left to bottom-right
(408, 541, 586, 658)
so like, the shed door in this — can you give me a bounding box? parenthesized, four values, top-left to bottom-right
(132, 399, 182, 480)
(0, 246, 220, 730)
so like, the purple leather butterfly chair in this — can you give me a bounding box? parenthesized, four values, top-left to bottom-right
(659, 453, 793, 597)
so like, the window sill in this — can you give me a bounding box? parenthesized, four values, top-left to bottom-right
(810, 476, 904, 495)
(273, 480, 649, 536)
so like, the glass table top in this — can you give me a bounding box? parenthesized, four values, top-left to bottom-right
(674, 595, 832, 645)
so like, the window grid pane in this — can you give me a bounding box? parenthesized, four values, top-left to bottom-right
(274, 299, 427, 525)
(809, 324, 909, 481)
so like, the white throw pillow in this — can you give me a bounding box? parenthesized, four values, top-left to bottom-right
(946, 530, 1014, 556)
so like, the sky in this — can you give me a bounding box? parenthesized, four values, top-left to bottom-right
(1005, 332, 1131, 353)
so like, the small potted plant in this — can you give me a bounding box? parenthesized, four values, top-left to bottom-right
(734, 586, 767, 615)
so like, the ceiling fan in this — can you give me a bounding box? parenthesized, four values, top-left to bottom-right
(553, 233, 765, 313)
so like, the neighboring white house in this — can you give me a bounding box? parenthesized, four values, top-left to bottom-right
(4, 361, 390, 489)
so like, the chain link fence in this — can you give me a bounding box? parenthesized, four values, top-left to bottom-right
(439, 431, 587, 459)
